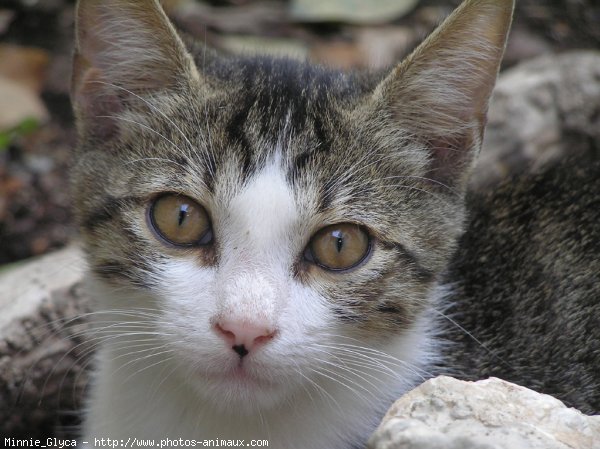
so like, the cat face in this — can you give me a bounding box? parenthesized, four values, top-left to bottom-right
(72, 0, 513, 414)
(74, 69, 447, 412)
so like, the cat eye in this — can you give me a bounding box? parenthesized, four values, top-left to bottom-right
(306, 223, 371, 271)
(149, 194, 213, 246)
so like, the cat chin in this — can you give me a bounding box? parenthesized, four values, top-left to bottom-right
(179, 363, 299, 414)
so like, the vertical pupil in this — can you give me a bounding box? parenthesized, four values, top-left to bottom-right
(178, 204, 189, 226)
(332, 230, 344, 253)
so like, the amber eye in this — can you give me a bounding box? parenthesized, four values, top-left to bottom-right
(149, 194, 213, 246)
(306, 223, 370, 271)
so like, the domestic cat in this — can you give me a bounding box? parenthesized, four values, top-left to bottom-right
(69, 0, 599, 447)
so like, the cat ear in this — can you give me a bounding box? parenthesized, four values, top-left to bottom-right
(71, 0, 200, 139)
(373, 0, 514, 189)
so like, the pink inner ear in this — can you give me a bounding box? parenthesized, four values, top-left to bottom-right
(74, 65, 123, 141)
(425, 133, 475, 190)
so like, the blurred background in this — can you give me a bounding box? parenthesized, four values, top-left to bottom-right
(0, 0, 599, 439)
(0, 0, 599, 267)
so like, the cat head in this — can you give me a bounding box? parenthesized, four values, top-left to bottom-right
(71, 0, 513, 416)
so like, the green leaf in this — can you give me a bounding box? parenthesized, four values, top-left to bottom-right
(0, 117, 40, 151)
(0, 132, 10, 152)
(17, 117, 39, 134)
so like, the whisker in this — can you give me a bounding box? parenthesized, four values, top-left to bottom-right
(430, 308, 512, 371)
(306, 366, 374, 407)
(311, 355, 387, 395)
(292, 366, 342, 414)
(125, 157, 188, 170)
(89, 80, 197, 155)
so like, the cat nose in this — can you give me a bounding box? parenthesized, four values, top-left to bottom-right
(214, 320, 276, 357)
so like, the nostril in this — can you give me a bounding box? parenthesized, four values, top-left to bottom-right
(215, 323, 235, 342)
(254, 332, 275, 345)
(214, 319, 277, 354)
(232, 344, 249, 358)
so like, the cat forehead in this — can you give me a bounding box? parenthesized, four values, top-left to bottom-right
(211, 155, 312, 275)
(167, 63, 378, 202)
(227, 154, 297, 238)
(194, 56, 374, 157)
(201, 55, 369, 102)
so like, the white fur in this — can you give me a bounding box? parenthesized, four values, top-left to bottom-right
(83, 159, 435, 448)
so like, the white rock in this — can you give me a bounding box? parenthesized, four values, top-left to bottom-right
(0, 245, 84, 329)
(0, 75, 48, 130)
(472, 51, 600, 189)
(368, 376, 600, 449)
(0, 245, 90, 434)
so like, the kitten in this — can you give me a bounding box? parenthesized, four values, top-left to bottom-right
(67, 0, 559, 446)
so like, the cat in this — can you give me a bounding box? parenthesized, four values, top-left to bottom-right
(69, 0, 597, 447)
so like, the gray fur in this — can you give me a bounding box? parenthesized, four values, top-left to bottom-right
(444, 154, 600, 414)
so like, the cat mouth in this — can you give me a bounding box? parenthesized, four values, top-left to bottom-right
(193, 363, 295, 411)
(204, 364, 278, 389)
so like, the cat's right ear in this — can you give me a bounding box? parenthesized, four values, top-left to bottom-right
(71, 0, 200, 140)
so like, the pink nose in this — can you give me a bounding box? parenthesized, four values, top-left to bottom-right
(215, 320, 276, 357)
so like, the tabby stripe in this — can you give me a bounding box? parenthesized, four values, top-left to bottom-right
(332, 306, 367, 323)
(375, 302, 411, 328)
(226, 100, 255, 181)
(319, 178, 336, 212)
(381, 240, 435, 282)
(82, 196, 144, 232)
(203, 151, 217, 193)
(94, 259, 153, 289)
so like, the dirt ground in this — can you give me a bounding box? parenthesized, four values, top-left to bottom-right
(0, 0, 599, 266)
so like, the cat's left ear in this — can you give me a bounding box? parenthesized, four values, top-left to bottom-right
(71, 0, 201, 139)
(371, 0, 514, 190)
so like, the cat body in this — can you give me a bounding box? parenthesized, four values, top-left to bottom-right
(446, 154, 600, 415)
(69, 0, 599, 447)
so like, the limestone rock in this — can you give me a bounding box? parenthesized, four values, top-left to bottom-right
(368, 376, 600, 449)
(0, 76, 48, 131)
(472, 51, 600, 189)
(0, 246, 91, 436)
(0, 44, 50, 131)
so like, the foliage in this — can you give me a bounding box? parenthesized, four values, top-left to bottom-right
(0, 117, 38, 151)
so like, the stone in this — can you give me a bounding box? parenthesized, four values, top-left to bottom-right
(472, 51, 600, 189)
(0, 76, 48, 131)
(368, 376, 600, 449)
(0, 246, 91, 436)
